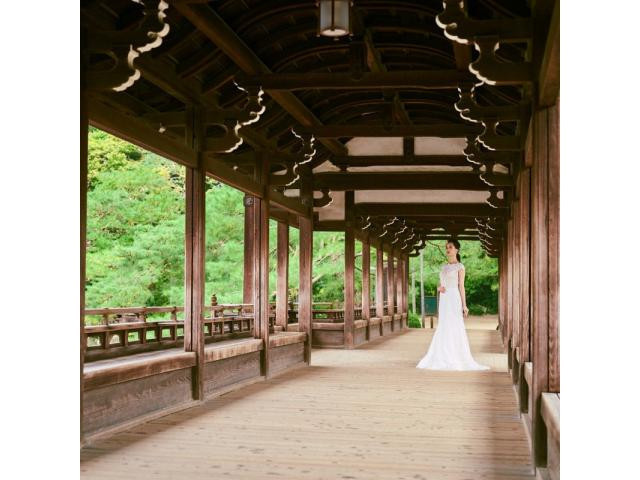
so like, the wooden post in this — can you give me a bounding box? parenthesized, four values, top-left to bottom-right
(519, 169, 531, 363)
(395, 253, 402, 316)
(411, 267, 416, 315)
(404, 256, 409, 317)
(361, 236, 371, 340)
(531, 107, 550, 467)
(184, 107, 205, 401)
(375, 246, 385, 319)
(298, 165, 313, 364)
(80, 61, 88, 442)
(276, 221, 289, 331)
(184, 167, 205, 400)
(419, 249, 425, 328)
(386, 249, 395, 328)
(252, 155, 270, 376)
(344, 191, 355, 348)
(243, 195, 255, 304)
(548, 103, 560, 394)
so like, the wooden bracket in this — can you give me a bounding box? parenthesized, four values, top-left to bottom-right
(84, 0, 170, 92)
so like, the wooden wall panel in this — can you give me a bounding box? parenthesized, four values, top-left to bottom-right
(269, 343, 305, 376)
(203, 352, 261, 395)
(83, 368, 193, 436)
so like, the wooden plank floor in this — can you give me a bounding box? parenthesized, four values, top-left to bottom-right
(81, 316, 534, 480)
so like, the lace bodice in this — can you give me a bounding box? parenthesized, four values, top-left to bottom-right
(440, 262, 465, 289)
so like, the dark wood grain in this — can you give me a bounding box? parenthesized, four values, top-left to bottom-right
(276, 221, 289, 330)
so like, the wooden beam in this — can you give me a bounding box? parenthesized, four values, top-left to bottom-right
(313, 172, 494, 191)
(173, 2, 347, 157)
(331, 155, 470, 168)
(270, 190, 311, 218)
(241, 70, 476, 91)
(362, 29, 412, 126)
(299, 124, 481, 138)
(538, 0, 559, 107)
(355, 203, 506, 217)
(88, 97, 198, 168)
(344, 192, 356, 349)
(202, 156, 262, 197)
(314, 220, 348, 231)
(276, 221, 289, 331)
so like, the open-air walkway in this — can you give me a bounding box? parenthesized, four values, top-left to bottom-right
(81, 317, 534, 480)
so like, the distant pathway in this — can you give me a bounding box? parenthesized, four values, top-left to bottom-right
(82, 316, 534, 479)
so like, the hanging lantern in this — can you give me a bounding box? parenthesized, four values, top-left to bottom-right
(318, 0, 352, 37)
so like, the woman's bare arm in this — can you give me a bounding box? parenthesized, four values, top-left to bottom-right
(458, 267, 469, 317)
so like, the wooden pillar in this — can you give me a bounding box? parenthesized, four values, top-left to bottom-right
(419, 249, 425, 327)
(251, 156, 270, 376)
(404, 256, 409, 316)
(506, 218, 514, 361)
(519, 169, 532, 363)
(298, 165, 313, 364)
(344, 191, 355, 348)
(184, 106, 205, 400)
(361, 236, 371, 340)
(531, 107, 550, 467)
(184, 166, 206, 400)
(548, 103, 560, 394)
(275, 221, 289, 331)
(513, 198, 521, 368)
(80, 69, 88, 442)
(411, 267, 416, 314)
(375, 246, 385, 319)
(395, 253, 402, 316)
(386, 250, 395, 326)
(243, 195, 255, 304)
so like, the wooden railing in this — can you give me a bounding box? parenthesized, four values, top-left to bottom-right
(83, 303, 273, 362)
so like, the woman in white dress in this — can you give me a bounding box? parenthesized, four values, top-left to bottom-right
(416, 239, 490, 371)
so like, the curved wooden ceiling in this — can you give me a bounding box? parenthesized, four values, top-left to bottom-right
(81, 0, 547, 257)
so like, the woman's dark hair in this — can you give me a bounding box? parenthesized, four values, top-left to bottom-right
(446, 238, 461, 262)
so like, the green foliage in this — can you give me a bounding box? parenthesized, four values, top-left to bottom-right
(407, 312, 422, 328)
(86, 129, 499, 314)
(87, 127, 143, 189)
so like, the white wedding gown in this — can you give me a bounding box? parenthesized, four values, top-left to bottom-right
(416, 262, 490, 371)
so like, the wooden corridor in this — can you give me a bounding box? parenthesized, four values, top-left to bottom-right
(81, 318, 534, 480)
